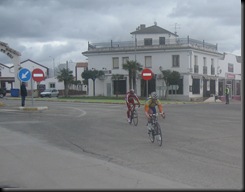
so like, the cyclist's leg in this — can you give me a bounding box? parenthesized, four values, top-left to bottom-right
(126, 102, 131, 122)
(147, 107, 154, 132)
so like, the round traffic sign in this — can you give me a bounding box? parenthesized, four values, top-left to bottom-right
(32, 68, 45, 82)
(141, 68, 153, 80)
(18, 68, 31, 82)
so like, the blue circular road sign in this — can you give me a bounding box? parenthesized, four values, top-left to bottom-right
(18, 68, 31, 82)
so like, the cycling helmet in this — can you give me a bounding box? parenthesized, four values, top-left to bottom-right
(151, 92, 158, 99)
(129, 89, 134, 94)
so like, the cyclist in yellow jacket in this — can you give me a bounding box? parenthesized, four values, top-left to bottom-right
(144, 92, 165, 131)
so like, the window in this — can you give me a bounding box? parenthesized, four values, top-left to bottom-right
(203, 57, 207, 74)
(159, 37, 165, 45)
(203, 66, 207, 74)
(145, 56, 152, 68)
(122, 57, 129, 65)
(203, 57, 206, 66)
(112, 57, 119, 69)
(194, 64, 199, 73)
(50, 83, 55, 88)
(228, 63, 234, 72)
(172, 55, 179, 67)
(144, 38, 152, 46)
(194, 55, 198, 65)
(211, 63, 215, 75)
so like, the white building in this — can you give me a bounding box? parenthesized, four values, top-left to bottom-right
(0, 59, 88, 96)
(82, 23, 241, 101)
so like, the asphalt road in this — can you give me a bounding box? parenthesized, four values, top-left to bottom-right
(0, 98, 243, 189)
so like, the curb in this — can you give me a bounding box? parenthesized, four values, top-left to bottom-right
(18, 106, 48, 111)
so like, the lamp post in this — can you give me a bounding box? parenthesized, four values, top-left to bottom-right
(159, 66, 164, 99)
(49, 56, 55, 77)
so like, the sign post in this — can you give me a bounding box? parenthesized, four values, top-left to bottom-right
(141, 68, 154, 98)
(32, 68, 45, 106)
(18, 68, 31, 82)
(32, 68, 45, 82)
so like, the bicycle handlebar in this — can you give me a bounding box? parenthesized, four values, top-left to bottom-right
(149, 113, 165, 119)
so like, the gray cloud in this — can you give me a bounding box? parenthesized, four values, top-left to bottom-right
(0, 0, 241, 68)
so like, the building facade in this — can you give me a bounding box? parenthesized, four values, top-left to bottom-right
(0, 59, 88, 96)
(82, 23, 241, 101)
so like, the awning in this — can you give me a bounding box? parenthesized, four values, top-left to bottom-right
(0, 77, 15, 82)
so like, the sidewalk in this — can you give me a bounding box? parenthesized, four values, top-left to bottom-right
(0, 127, 193, 190)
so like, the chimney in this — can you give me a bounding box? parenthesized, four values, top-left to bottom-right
(140, 24, 145, 29)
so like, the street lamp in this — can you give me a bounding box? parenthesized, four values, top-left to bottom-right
(49, 56, 55, 77)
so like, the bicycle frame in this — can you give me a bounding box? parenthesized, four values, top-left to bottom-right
(148, 113, 162, 146)
(129, 103, 139, 126)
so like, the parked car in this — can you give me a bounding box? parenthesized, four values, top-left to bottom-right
(0, 88, 6, 98)
(40, 88, 59, 98)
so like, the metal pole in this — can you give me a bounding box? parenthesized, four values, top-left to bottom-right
(53, 58, 55, 76)
(146, 80, 148, 98)
(31, 77, 33, 106)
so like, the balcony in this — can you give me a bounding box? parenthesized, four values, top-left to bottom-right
(84, 37, 218, 55)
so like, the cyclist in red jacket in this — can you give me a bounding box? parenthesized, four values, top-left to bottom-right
(125, 89, 141, 123)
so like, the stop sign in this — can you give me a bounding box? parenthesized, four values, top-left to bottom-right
(32, 68, 45, 82)
(141, 68, 153, 80)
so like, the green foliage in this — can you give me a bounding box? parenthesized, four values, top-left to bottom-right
(160, 69, 180, 99)
(122, 60, 143, 90)
(81, 69, 105, 96)
(56, 68, 74, 97)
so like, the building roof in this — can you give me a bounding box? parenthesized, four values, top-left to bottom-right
(5, 59, 49, 69)
(21, 59, 49, 69)
(236, 55, 241, 63)
(130, 24, 177, 36)
(0, 63, 12, 68)
(76, 62, 88, 68)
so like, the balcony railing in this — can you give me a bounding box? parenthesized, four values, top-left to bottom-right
(86, 37, 218, 52)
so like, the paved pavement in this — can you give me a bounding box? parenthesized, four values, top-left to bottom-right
(0, 127, 194, 190)
(0, 96, 242, 189)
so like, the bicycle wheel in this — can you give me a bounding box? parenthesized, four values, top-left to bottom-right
(148, 125, 155, 143)
(129, 111, 133, 124)
(132, 110, 138, 126)
(155, 122, 162, 146)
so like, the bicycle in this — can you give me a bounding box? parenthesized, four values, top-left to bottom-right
(148, 113, 164, 146)
(129, 103, 139, 126)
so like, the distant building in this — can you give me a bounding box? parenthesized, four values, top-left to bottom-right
(0, 59, 88, 96)
(82, 23, 241, 101)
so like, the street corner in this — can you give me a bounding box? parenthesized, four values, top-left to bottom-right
(18, 106, 48, 111)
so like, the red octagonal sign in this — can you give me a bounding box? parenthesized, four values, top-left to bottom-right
(32, 68, 45, 82)
(141, 68, 153, 80)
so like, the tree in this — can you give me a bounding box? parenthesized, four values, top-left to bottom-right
(56, 68, 74, 97)
(82, 69, 105, 96)
(122, 60, 142, 91)
(160, 69, 180, 99)
(111, 74, 124, 98)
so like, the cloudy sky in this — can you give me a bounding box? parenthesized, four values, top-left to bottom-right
(0, 0, 241, 69)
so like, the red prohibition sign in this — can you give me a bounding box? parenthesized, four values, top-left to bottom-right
(32, 68, 45, 82)
(141, 68, 153, 80)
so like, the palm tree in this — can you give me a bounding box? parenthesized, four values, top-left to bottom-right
(82, 69, 105, 96)
(122, 60, 142, 91)
(111, 74, 124, 98)
(160, 69, 180, 99)
(56, 68, 74, 97)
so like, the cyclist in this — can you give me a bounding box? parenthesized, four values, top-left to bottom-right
(144, 92, 165, 132)
(125, 89, 140, 123)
